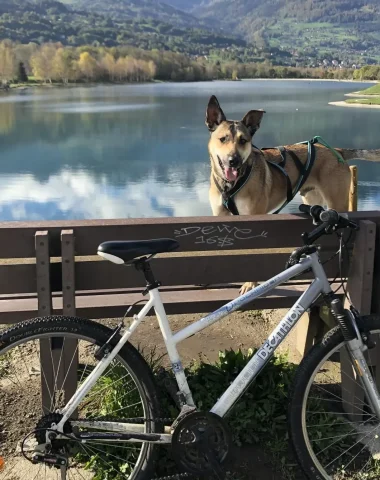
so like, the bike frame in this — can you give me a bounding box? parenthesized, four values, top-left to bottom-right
(57, 250, 333, 437)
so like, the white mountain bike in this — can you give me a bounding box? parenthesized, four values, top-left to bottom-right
(1, 204, 380, 480)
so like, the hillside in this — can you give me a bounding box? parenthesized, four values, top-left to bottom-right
(192, 0, 380, 64)
(1, 0, 380, 66)
(0, 0, 248, 57)
(74, 0, 204, 29)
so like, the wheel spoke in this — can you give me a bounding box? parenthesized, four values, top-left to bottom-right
(0, 320, 154, 480)
(291, 322, 380, 480)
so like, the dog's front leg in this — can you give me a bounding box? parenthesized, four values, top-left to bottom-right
(209, 191, 231, 216)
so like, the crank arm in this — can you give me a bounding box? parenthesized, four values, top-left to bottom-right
(57, 432, 172, 444)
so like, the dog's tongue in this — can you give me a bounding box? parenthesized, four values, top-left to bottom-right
(224, 167, 238, 182)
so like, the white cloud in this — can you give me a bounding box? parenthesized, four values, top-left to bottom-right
(0, 169, 211, 220)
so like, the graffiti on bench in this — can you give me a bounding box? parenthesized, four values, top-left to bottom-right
(174, 225, 268, 248)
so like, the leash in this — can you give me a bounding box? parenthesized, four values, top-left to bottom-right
(214, 136, 344, 215)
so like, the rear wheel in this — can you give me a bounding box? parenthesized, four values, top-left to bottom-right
(0, 316, 162, 480)
(289, 315, 380, 479)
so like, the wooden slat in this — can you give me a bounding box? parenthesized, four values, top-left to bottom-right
(0, 211, 376, 258)
(61, 230, 78, 407)
(349, 165, 358, 212)
(35, 231, 54, 414)
(346, 220, 376, 314)
(0, 263, 61, 294)
(0, 249, 345, 294)
(35, 231, 52, 316)
(73, 250, 344, 290)
(0, 283, 344, 323)
(342, 220, 376, 421)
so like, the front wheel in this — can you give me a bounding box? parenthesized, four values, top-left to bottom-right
(289, 315, 380, 480)
(0, 316, 162, 480)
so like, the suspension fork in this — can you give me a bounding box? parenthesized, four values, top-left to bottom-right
(329, 296, 380, 419)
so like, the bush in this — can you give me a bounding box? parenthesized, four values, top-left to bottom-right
(77, 348, 297, 479)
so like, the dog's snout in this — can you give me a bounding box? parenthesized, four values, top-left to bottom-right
(228, 156, 240, 167)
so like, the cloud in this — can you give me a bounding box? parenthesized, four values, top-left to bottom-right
(0, 168, 211, 221)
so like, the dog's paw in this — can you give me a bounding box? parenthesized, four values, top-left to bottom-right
(239, 282, 258, 296)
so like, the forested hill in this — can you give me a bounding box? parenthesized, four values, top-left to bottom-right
(1, 0, 380, 65)
(74, 0, 204, 29)
(166, 0, 380, 63)
(0, 0, 248, 57)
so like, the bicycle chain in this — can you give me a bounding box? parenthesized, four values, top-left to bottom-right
(75, 417, 197, 479)
(153, 473, 194, 480)
(75, 416, 175, 424)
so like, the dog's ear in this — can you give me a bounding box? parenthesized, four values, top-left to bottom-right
(241, 109, 266, 137)
(206, 95, 226, 132)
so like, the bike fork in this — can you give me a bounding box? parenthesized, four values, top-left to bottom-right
(330, 298, 380, 419)
(342, 311, 380, 419)
(346, 333, 380, 419)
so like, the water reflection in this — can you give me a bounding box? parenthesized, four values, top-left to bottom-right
(0, 167, 378, 222)
(0, 169, 210, 220)
(0, 80, 379, 221)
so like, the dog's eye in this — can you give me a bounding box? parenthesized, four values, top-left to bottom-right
(239, 138, 248, 145)
(219, 137, 227, 144)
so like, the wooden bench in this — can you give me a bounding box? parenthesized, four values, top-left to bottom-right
(0, 211, 377, 321)
(0, 211, 379, 414)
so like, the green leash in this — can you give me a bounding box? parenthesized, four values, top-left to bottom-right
(297, 136, 345, 164)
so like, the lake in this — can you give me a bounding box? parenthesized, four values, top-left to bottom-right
(0, 79, 379, 222)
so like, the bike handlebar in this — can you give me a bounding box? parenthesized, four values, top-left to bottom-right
(299, 204, 358, 230)
(298, 204, 359, 245)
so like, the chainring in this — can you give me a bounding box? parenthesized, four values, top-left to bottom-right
(35, 413, 72, 445)
(171, 411, 231, 477)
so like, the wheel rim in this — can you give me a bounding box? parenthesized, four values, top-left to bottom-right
(301, 329, 380, 480)
(0, 331, 153, 480)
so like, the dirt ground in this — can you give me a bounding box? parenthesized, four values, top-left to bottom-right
(125, 308, 303, 366)
(0, 309, 305, 480)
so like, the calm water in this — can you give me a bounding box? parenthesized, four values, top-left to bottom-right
(0, 80, 379, 221)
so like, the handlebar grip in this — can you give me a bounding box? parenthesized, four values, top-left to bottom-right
(320, 209, 340, 224)
(299, 204, 312, 214)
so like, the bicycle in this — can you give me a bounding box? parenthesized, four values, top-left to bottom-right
(1, 204, 380, 480)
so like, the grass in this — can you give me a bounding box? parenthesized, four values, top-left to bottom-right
(357, 83, 380, 95)
(346, 97, 380, 105)
(77, 347, 372, 480)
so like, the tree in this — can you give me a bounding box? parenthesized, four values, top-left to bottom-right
(99, 52, 117, 81)
(51, 48, 77, 83)
(30, 43, 57, 83)
(17, 62, 28, 82)
(78, 52, 98, 81)
(0, 41, 16, 82)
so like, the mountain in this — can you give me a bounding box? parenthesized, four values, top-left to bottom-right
(2, 0, 380, 65)
(189, 0, 380, 64)
(0, 0, 249, 57)
(164, 0, 204, 12)
(74, 0, 205, 29)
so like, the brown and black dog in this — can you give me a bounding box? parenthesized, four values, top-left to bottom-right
(206, 95, 380, 293)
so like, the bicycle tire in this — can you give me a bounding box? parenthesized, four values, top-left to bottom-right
(289, 315, 380, 480)
(0, 315, 162, 480)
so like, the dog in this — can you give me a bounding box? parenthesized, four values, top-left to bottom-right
(206, 95, 380, 294)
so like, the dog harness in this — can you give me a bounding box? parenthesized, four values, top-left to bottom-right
(214, 136, 344, 215)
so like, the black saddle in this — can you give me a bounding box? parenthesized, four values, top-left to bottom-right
(98, 239, 179, 264)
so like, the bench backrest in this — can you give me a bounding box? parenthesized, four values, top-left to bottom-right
(0, 211, 379, 323)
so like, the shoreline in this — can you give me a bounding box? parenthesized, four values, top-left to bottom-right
(345, 92, 380, 97)
(0, 78, 376, 94)
(329, 100, 380, 109)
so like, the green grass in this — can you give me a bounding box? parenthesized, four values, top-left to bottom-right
(357, 83, 380, 95)
(346, 97, 380, 105)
